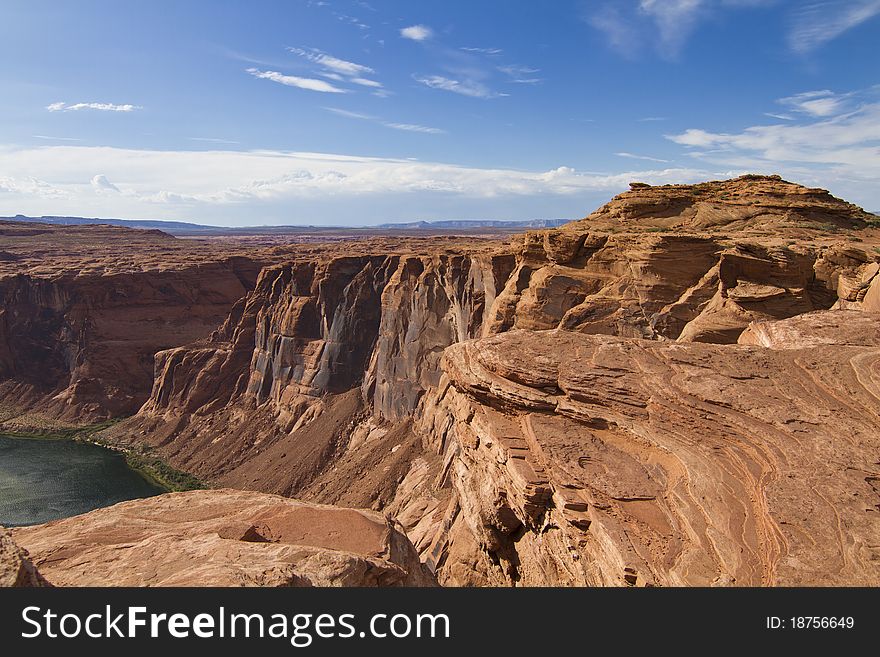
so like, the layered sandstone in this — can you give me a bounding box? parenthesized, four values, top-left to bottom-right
(11, 489, 436, 586)
(413, 319, 880, 586)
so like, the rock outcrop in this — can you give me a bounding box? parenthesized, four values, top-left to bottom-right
(11, 489, 436, 586)
(0, 526, 46, 587)
(567, 174, 874, 232)
(739, 309, 880, 348)
(413, 319, 880, 586)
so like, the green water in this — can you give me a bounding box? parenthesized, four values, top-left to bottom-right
(0, 434, 165, 526)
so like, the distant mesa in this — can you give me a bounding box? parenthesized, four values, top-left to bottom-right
(1, 214, 568, 236)
(372, 219, 568, 229)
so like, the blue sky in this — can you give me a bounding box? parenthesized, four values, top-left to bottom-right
(1, 0, 878, 225)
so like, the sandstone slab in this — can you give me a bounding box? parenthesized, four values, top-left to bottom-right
(12, 489, 436, 587)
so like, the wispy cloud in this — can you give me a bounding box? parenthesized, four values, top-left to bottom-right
(324, 106, 444, 134)
(778, 89, 852, 117)
(587, 5, 640, 58)
(286, 47, 383, 91)
(638, 0, 705, 57)
(332, 11, 370, 30)
(246, 68, 346, 93)
(382, 122, 444, 134)
(498, 65, 542, 84)
(47, 102, 140, 112)
(586, 0, 707, 58)
(188, 137, 240, 145)
(616, 152, 671, 163)
(414, 75, 506, 99)
(287, 47, 373, 77)
(666, 87, 880, 186)
(324, 107, 375, 120)
(788, 0, 880, 53)
(587, 1, 835, 59)
(461, 46, 503, 55)
(351, 77, 383, 88)
(33, 135, 83, 141)
(638, 116, 667, 122)
(401, 24, 433, 41)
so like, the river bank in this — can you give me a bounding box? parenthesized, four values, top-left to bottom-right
(0, 421, 204, 493)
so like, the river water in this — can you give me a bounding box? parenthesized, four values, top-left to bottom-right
(0, 434, 165, 526)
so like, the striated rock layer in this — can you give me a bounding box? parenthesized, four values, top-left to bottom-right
(0, 223, 270, 424)
(0, 221, 502, 426)
(415, 320, 880, 586)
(11, 489, 436, 587)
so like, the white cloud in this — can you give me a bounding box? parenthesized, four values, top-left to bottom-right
(0, 143, 713, 221)
(616, 152, 671, 163)
(91, 174, 120, 194)
(400, 25, 433, 41)
(788, 0, 880, 53)
(246, 68, 346, 93)
(414, 75, 505, 99)
(47, 102, 139, 112)
(0, 175, 70, 199)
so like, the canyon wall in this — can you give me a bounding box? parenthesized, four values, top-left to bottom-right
(0, 259, 263, 424)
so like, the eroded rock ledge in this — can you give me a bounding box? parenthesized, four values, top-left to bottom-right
(0, 526, 46, 587)
(415, 315, 880, 586)
(11, 489, 436, 587)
